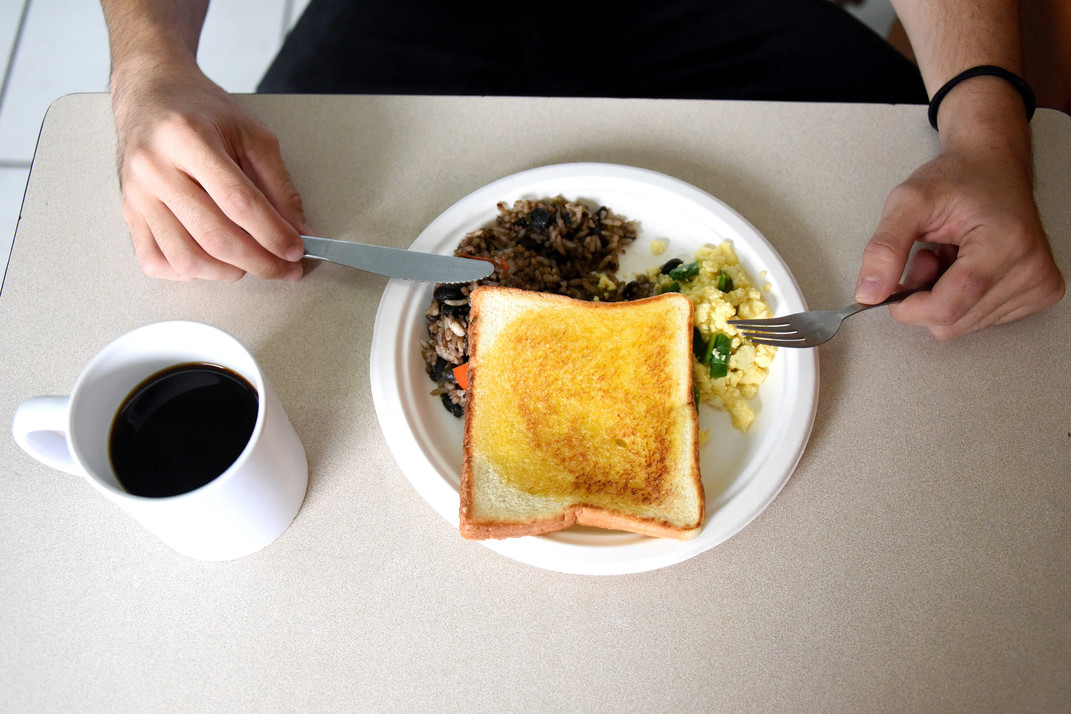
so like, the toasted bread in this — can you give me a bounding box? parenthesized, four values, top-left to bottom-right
(459, 286, 704, 540)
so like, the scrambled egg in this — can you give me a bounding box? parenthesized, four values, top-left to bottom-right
(649, 241, 777, 432)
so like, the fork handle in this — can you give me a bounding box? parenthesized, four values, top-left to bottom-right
(845, 286, 929, 316)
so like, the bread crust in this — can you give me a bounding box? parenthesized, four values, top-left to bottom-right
(459, 286, 704, 541)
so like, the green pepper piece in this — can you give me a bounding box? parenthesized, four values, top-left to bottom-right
(662, 281, 681, 293)
(709, 332, 732, 379)
(709, 359, 729, 379)
(716, 271, 734, 292)
(668, 260, 700, 282)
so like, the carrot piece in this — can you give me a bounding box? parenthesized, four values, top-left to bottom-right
(453, 363, 469, 391)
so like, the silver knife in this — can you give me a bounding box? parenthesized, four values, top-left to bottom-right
(302, 235, 494, 283)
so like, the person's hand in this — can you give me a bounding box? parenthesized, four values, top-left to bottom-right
(854, 132, 1065, 340)
(110, 58, 308, 281)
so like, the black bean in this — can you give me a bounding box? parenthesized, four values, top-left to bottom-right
(529, 208, 553, 229)
(441, 393, 464, 418)
(622, 280, 643, 300)
(660, 258, 683, 275)
(434, 284, 465, 302)
(430, 357, 449, 381)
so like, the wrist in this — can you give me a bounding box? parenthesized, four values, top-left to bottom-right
(935, 77, 1034, 176)
(110, 47, 199, 93)
(103, 0, 206, 93)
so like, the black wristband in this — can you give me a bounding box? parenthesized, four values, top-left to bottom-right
(928, 65, 1037, 130)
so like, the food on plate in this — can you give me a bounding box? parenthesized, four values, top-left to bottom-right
(422, 196, 654, 417)
(421, 196, 776, 432)
(647, 242, 778, 432)
(459, 286, 704, 540)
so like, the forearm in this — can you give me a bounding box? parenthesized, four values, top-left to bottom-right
(100, 0, 208, 84)
(891, 0, 1022, 91)
(890, 0, 1032, 175)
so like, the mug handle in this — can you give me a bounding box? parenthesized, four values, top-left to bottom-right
(12, 396, 82, 476)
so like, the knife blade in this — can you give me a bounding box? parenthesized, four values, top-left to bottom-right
(302, 235, 494, 284)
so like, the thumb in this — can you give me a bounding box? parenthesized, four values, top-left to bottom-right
(855, 199, 923, 304)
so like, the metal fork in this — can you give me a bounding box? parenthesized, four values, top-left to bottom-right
(728, 287, 926, 347)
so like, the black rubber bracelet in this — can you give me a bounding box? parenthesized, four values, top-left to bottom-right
(928, 65, 1037, 130)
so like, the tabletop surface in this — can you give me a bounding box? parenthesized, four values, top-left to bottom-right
(1, 93, 1068, 712)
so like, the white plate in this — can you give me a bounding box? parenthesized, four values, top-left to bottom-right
(370, 163, 818, 575)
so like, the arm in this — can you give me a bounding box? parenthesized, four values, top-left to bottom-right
(854, 0, 1064, 338)
(101, 0, 308, 281)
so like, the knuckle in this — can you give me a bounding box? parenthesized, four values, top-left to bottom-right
(156, 111, 204, 146)
(217, 267, 246, 283)
(165, 250, 202, 278)
(122, 149, 163, 183)
(1034, 268, 1066, 308)
(1051, 271, 1067, 302)
(254, 259, 292, 281)
(861, 235, 902, 266)
(929, 303, 963, 327)
(195, 228, 237, 258)
(957, 271, 989, 300)
(885, 180, 929, 211)
(219, 185, 258, 217)
(138, 253, 174, 280)
(255, 129, 281, 152)
(929, 324, 961, 341)
(284, 181, 304, 212)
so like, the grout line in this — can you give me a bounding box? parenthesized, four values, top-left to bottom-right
(0, 160, 32, 170)
(0, 0, 31, 115)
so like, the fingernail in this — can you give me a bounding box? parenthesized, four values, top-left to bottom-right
(284, 264, 303, 282)
(285, 245, 304, 262)
(855, 277, 883, 302)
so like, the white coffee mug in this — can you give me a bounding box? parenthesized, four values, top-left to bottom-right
(11, 321, 308, 560)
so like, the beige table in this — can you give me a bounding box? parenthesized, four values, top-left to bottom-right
(1, 94, 1068, 711)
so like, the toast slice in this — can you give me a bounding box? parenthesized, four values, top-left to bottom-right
(459, 286, 704, 540)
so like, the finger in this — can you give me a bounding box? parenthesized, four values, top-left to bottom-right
(161, 169, 301, 281)
(122, 146, 270, 280)
(123, 203, 184, 281)
(181, 139, 304, 263)
(855, 189, 926, 304)
(945, 267, 1067, 335)
(927, 290, 1022, 340)
(141, 192, 246, 282)
(238, 129, 310, 239)
(889, 257, 996, 335)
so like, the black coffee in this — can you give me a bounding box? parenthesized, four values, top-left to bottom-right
(109, 363, 259, 498)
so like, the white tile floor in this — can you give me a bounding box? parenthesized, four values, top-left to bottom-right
(0, 0, 894, 275)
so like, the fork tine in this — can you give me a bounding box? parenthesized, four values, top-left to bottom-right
(740, 333, 808, 347)
(728, 318, 791, 328)
(731, 324, 799, 335)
